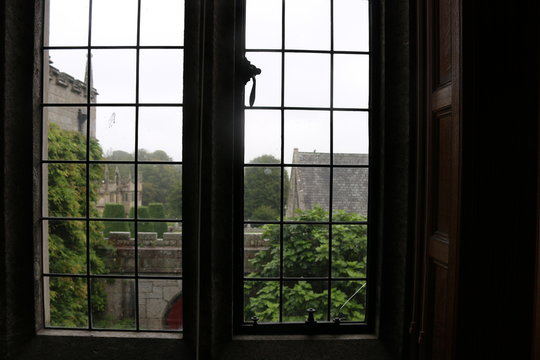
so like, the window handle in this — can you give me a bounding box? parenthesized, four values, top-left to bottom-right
(239, 57, 261, 107)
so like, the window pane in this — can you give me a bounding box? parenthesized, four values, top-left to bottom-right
(334, 0, 369, 52)
(139, 279, 183, 330)
(45, 50, 89, 104)
(90, 220, 135, 275)
(92, 278, 136, 330)
(244, 166, 282, 222)
(46, 0, 89, 47)
(285, 0, 330, 50)
(90, 163, 135, 218)
(139, 50, 184, 104)
(93, 107, 136, 160)
(244, 280, 280, 323)
(45, 220, 87, 275)
(333, 54, 369, 109)
(91, 0, 138, 46)
(139, 107, 183, 162)
(245, 0, 282, 49)
(244, 110, 281, 163)
(331, 280, 366, 322)
(245, 52, 281, 107)
(244, 224, 280, 278)
(138, 227, 182, 275)
(140, 0, 185, 46)
(46, 163, 87, 218)
(283, 280, 328, 322)
(284, 110, 330, 164)
(331, 224, 367, 278)
(283, 224, 328, 277)
(285, 166, 330, 220)
(332, 167, 369, 218)
(138, 164, 182, 220)
(45, 107, 88, 161)
(285, 53, 330, 108)
(333, 111, 369, 163)
(46, 276, 89, 328)
(91, 50, 137, 103)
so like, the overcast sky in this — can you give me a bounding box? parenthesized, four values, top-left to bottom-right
(46, 0, 369, 164)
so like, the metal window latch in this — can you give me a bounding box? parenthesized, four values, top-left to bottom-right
(305, 308, 317, 325)
(239, 56, 261, 107)
(250, 316, 259, 325)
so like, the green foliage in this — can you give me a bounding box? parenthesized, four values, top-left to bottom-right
(244, 155, 289, 220)
(128, 206, 154, 235)
(244, 206, 367, 323)
(102, 203, 128, 237)
(47, 124, 111, 327)
(148, 203, 168, 237)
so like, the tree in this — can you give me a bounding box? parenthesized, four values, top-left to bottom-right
(148, 203, 168, 237)
(102, 203, 129, 237)
(47, 123, 111, 327)
(244, 206, 367, 323)
(244, 155, 289, 220)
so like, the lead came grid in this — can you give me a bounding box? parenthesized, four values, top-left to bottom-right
(41, 0, 184, 332)
(243, 0, 370, 325)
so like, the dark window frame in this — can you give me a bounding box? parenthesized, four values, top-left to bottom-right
(0, 0, 413, 358)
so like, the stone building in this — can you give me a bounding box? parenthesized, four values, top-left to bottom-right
(286, 149, 369, 218)
(45, 58, 97, 138)
(96, 166, 143, 216)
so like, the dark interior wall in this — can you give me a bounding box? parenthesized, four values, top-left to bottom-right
(458, 1, 540, 359)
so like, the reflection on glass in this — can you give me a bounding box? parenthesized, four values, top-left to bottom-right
(47, 276, 88, 328)
(284, 110, 330, 164)
(47, 0, 89, 47)
(139, 107, 182, 162)
(285, 53, 330, 108)
(334, 0, 370, 52)
(45, 50, 89, 104)
(140, 0, 185, 46)
(283, 280, 328, 322)
(139, 279, 183, 330)
(91, 50, 137, 103)
(138, 164, 182, 220)
(245, 52, 281, 107)
(244, 280, 280, 322)
(283, 224, 328, 277)
(333, 111, 369, 163)
(331, 224, 367, 278)
(47, 163, 87, 218)
(331, 281, 366, 322)
(92, 278, 136, 330)
(244, 166, 282, 221)
(333, 54, 369, 109)
(244, 110, 281, 163)
(93, 107, 136, 160)
(244, 224, 279, 277)
(285, 166, 330, 219)
(139, 50, 184, 104)
(90, 220, 135, 275)
(285, 0, 330, 50)
(138, 223, 182, 275)
(91, 0, 138, 46)
(45, 108, 89, 161)
(46, 220, 87, 275)
(90, 163, 135, 218)
(332, 168, 369, 218)
(246, 0, 282, 49)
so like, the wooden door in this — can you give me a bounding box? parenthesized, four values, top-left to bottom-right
(413, 0, 461, 359)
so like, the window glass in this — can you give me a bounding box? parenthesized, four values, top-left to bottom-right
(42, 0, 184, 332)
(243, 0, 370, 327)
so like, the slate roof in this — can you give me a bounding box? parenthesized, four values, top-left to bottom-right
(286, 149, 369, 218)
